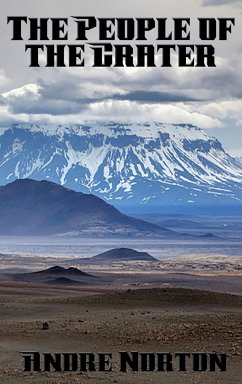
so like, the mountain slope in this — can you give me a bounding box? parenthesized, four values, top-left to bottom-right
(0, 179, 172, 236)
(0, 123, 242, 213)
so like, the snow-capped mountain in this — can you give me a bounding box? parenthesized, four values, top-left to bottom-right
(0, 122, 242, 213)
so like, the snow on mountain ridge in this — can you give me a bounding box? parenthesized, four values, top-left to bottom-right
(12, 122, 205, 140)
(0, 122, 242, 211)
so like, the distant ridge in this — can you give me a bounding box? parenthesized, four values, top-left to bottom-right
(0, 179, 173, 237)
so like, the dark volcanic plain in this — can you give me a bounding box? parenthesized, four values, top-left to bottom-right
(0, 268, 241, 384)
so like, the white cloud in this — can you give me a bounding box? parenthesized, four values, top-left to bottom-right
(0, 97, 222, 129)
(2, 83, 41, 100)
(189, 100, 242, 122)
(1, 61, 241, 130)
(87, 99, 222, 127)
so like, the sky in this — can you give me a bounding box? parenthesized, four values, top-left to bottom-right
(0, 0, 242, 156)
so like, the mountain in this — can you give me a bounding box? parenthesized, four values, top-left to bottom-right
(92, 248, 157, 263)
(0, 178, 172, 236)
(0, 122, 242, 214)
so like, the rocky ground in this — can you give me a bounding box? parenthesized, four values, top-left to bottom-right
(0, 284, 241, 384)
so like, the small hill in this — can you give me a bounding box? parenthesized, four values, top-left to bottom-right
(13, 266, 97, 285)
(92, 248, 157, 263)
(33, 266, 90, 277)
(0, 179, 174, 237)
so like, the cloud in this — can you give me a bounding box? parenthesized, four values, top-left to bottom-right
(87, 99, 222, 128)
(194, 100, 242, 122)
(201, 0, 242, 12)
(0, 51, 241, 131)
(0, 76, 222, 128)
(0, 97, 222, 129)
(2, 82, 87, 115)
(202, 0, 242, 6)
(113, 91, 199, 103)
(2, 53, 242, 116)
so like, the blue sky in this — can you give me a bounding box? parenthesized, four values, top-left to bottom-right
(0, 0, 242, 156)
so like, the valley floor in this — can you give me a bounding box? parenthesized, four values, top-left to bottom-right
(0, 283, 241, 384)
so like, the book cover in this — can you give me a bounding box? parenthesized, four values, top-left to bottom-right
(0, 1, 241, 383)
